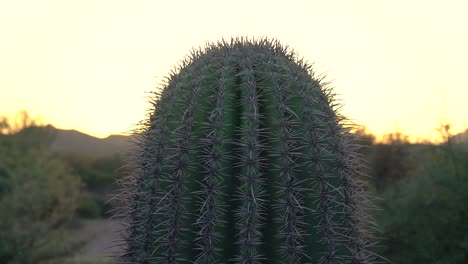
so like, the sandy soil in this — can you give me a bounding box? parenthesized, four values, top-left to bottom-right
(74, 218, 125, 259)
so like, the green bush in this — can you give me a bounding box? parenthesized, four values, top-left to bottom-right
(370, 132, 415, 191)
(77, 191, 103, 218)
(64, 154, 125, 218)
(63, 154, 124, 191)
(0, 146, 82, 263)
(376, 144, 468, 263)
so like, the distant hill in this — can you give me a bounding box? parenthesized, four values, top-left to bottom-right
(49, 128, 132, 157)
(17, 125, 468, 159)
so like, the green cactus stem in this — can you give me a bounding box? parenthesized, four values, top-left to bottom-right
(114, 38, 380, 264)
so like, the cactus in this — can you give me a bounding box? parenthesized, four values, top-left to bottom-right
(115, 38, 379, 264)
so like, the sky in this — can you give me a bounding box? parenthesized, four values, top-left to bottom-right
(1, 0, 467, 142)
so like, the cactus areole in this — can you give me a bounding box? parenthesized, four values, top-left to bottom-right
(117, 38, 377, 264)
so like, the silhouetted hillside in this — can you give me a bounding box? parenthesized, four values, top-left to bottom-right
(24, 125, 468, 158)
(49, 128, 131, 157)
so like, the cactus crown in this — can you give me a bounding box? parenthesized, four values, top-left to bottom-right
(115, 38, 379, 264)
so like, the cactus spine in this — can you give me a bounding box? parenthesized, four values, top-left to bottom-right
(116, 38, 378, 264)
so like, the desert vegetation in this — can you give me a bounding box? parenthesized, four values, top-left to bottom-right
(370, 125, 468, 263)
(0, 112, 122, 263)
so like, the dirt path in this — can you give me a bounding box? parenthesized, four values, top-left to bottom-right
(75, 218, 124, 259)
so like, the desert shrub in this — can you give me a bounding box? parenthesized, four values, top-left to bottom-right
(63, 154, 124, 191)
(376, 143, 468, 263)
(63, 154, 125, 218)
(370, 132, 415, 191)
(0, 143, 82, 263)
(77, 191, 103, 218)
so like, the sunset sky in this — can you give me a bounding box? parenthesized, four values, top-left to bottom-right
(1, 0, 467, 142)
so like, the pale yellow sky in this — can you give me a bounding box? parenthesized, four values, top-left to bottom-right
(1, 0, 467, 142)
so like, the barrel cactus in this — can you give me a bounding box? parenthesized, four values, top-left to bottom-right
(115, 38, 379, 264)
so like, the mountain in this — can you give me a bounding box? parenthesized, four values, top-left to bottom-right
(20, 125, 468, 158)
(49, 128, 132, 157)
